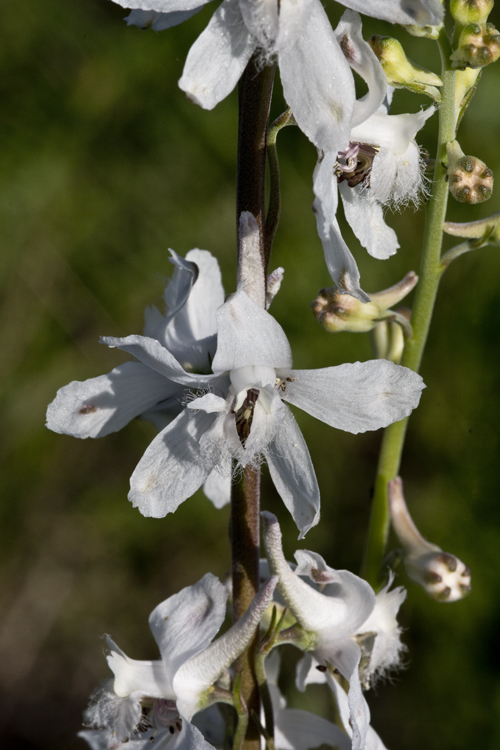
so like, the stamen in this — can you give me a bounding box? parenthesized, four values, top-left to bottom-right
(233, 388, 260, 443)
(335, 142, 380, 188)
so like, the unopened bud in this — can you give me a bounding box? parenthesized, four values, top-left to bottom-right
(311, 272, 418, 334)
(368, 36, 442, 100)
(450, 0, 494, 25)
(450, 22, 500, 69)
(446, 140, 493, 204)
(388, 477, 471, 602)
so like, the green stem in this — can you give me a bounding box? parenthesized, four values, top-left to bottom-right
(265, 109, 295, 264)
(362, 29, 456, 586)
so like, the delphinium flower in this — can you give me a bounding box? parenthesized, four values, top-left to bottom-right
(47, 242, 425, 536)
(111, 0, 443, 157)
(46, 248, 231, 507)
(312, 11, 435, 299)
(262, 512, 406, 750)
(79, 573, 277, 750)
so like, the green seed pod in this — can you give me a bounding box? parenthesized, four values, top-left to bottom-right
(450, 22, 500, 69)
(446, 140, 493, 204)
(450, 0, 494, 25)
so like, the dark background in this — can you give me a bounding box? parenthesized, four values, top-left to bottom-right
(1, 1, 500, 748)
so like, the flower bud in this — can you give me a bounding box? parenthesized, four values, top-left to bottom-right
(388, 477, 471, 602)
(446, 140, 493, 204)
(454, 66, 481, 128)
(311, 272, 418, 334)
(450, 0, 494, 25)
(450, 22, 500, 69)
(368, 36, 443, 100)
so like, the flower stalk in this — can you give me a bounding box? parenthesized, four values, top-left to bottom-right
(362, 28, 456, 586)
(233, 54, 275, 750)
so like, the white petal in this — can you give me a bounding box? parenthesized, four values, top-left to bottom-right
(112, 0, 213, 12)
(370, 142, 425, 208)
(203, 462, 231, 508)
(101, 334, 218, 387)
(174, 577, 278, 719)
(293, 553, 376, 638)
(264, 406, 320, 539)
(295, 654, 326, 691)
(174, 720, 218, 750)
(240, 396, 282, 464)
(335, 11, 386, 127)
(337, 0, 444, 26)
(149, 249, 225, 372)
(262, 513, 370, 634)
(188, 393, 228, 413)
(350, 107, 435, 156)
(106, 638, 171, 699)
(323, 644, 369, 750)
(129, 408, 215, 517)
(274, 707, 351, 750)
(211, 290, 293, 373)
(178, 0, 256, 109)
(278, 0, 354, 153)
(339, 181, 399, 260)
(149, 573, 227, 680)
(313, 154, 369, 302)
(283, 360, 425, 434)
(46, 362, 177, 438)
(126, 7, 204, 30)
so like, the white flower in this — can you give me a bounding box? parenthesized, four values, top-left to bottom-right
(111, 0, 443, 155)
(262, 512, 406, 750)
(79, 573, 277, 750)
(46, 249, 231, 508)
(312, 12, 436, 300)
(112, 286, 423, 536)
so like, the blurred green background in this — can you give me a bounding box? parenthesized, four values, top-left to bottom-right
(1, 1, 500, 748)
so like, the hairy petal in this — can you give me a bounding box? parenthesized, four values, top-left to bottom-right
(283, 360, 425, 434)
(178, 0, 256, 109)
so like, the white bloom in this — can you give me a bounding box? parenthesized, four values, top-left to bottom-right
(113, 287, 423, 536)
(79, 573, 277, 750)
(262, 513, 406, 750)
(46, 249, 231, 508)
(312, 12, 436, 300)
(111, 0, 443, 154)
